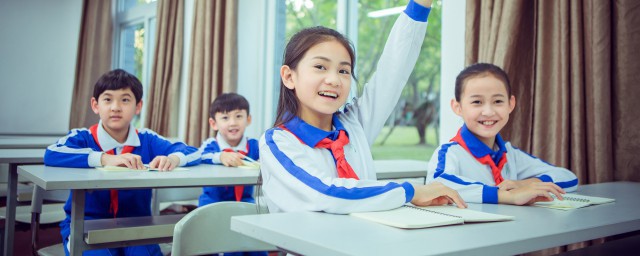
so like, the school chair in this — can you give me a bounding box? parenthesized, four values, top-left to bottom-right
(29, 186, 66, 256)
(170, 201, 277, 256)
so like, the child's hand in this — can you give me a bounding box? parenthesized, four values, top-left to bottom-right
(101, 153, 145, 170)
(498, 182, 566, 205)
(220, 152, 245, 167)
(148, 155, 180, 172)
(411, 182, 467, 208)
(498, 178, 541, 191)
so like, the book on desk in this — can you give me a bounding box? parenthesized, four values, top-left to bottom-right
(532, 194, 615, 210)
(350, 205, 514, 229)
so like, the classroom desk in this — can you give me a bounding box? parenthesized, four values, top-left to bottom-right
(373, 159, 428, 180)
(18, 164, 261, 256)
(0, 135, 60, 149)
(0, 148, 45, 256)
(232, 182, 640, 256)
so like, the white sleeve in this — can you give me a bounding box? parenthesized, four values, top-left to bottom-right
(427, 145, 499, 204)
(511, 148, 578, 192)
(345, 12, 428, 146)
(260, 129, 413, 214)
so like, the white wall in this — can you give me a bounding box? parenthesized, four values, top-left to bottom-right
(439, 0, 466, 144)
(0, 0, 82, 135)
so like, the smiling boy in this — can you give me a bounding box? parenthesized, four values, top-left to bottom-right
(197, 93, 259, 206)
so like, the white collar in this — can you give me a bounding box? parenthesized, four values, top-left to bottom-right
(215, 132, 247, 151)
(97, 120, 141, 152)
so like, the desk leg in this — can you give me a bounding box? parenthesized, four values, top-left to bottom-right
(3, 163, 18, 256)
(70, 190, 87, 256)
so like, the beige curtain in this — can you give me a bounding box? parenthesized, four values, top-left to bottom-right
(184, 0, 238, 146)
(145, 0, 184, 137)
(466, 0, 640, 254)
(69, 0, 113, 129)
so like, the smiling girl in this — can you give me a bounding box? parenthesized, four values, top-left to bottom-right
(258, 0, 466, 214)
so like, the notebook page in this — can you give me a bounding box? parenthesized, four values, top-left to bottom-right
(96, 166, 188, 172)
(533, 194, 614, 210)
(410, 205, 514, 223)
(350, 206, 463, 229)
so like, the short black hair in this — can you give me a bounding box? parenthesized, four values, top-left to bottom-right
(93, 69, 143, 103)
(209, 93, 250, 119)
(454, 63, 511, 102)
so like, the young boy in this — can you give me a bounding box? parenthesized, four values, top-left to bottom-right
(198, 93, 258, 206)
(427, 63, 578, 205)
(44, 69, 201, 256)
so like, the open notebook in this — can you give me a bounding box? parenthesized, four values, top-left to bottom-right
(533, 194, 615, 210)
(350, 205, 514, 229)
(96, 166, 188, 172)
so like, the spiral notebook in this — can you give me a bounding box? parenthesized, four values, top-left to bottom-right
(533, 194, 615, 210)
(350, 205, 514, 229)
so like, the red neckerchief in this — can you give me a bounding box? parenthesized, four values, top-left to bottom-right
(90, 124, 138, 218)
(222, 143, 250, 201)
(279, 125, 359, 180)
(450, 129, 507, 185)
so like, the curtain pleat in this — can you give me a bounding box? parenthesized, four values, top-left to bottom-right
(184, 0, 237, 147)
(465, 0, 640, 254)
(69, 0, 112, 129)
(145, 0, 184, 137)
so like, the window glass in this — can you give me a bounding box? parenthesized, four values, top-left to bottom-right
(122, 0, 157, 12)
(285, 0, 337, 39)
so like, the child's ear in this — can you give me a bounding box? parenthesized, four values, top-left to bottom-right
(508, 95, 516, 113)
(247, 114, 252, 125)
(208, 117, 218, 131)
(280, 65, 295, 90)
(135, 100, 143, 115)
(450, 99, 462, 116)
(91, 97, 99, 114)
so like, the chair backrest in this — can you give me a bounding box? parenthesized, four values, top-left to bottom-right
(171, 201, 276, 256)
(151, 188, 202, 215)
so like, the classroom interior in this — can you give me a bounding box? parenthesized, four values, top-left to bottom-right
(1, 0, 639, 255)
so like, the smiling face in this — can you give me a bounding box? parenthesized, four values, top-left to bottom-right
(451, 74, 515, 148)
(280, 40, 352, 130)
(91, 88, 142, 141)
(210, 109, 251, 147)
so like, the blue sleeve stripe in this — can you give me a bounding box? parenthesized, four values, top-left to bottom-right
(404, 0, 431, 22)
(433, 142, 456, 179)
(556, 178, 579, 189)
(265, 129, 405, 200)
(538, 175, 553, 183)
(482, 185, 498, 204)
(401, 182, 415, 203)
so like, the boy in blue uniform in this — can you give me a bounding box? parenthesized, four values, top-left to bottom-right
(427, 63, 578, 205)
(198, 93, 258, 206)
(45, 69, 200, 256)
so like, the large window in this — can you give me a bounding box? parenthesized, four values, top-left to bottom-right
(113, 0, 157, 128)
(285, 0, 442, 160)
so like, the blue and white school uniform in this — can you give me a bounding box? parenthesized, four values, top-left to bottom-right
(259, 1, 431, 214)
(198, 133, 258, 206)
(426, 125, 579, 204)
(44, 121, 200, 255)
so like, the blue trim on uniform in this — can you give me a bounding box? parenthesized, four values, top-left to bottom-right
(283, 114, 348, 147)
(512, 146, 578, 188)
(482, 185, 498, 204)
(434, 142, 456, 179)
(266, 128, 404, 200)
(460, 124, 507, 166)
(555, 178, 579, 189)
(538, 175, 553, 183)
(404, 0, 431, 22)
(401, 182, 415, 203)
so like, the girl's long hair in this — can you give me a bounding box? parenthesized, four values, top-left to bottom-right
(273, 26, 357, 127)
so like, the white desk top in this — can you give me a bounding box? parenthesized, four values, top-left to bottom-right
(232, 182, 640, 256)
(18, 164, 261, 190)
(373, 159, 428, 179)
(0, 148, 46, 164)
(0, 135, 60, 149)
